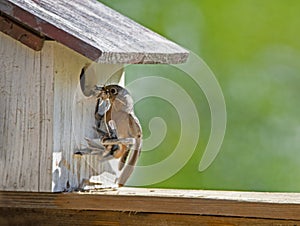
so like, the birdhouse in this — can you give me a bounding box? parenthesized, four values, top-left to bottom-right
(0, 0, 188, 192)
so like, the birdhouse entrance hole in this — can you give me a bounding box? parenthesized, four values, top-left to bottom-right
(79, 63, 124, 97)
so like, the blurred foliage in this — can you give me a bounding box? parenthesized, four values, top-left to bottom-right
(99, 0, 300, 192)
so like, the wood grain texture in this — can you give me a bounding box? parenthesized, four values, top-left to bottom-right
(0, 32, 43, 191)
(0, 0, 189, 64)
(1, 208, 300, 226)
(1, 189, 300, 225)
(104, 187, 300, 204)
(38, 42, 54, 192)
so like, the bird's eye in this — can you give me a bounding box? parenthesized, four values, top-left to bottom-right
(110, 88, 118, 95)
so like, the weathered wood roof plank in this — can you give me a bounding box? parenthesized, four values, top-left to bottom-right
(0, 0, 189, 64)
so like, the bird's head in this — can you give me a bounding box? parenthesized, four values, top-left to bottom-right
(95, 84, 127, 102)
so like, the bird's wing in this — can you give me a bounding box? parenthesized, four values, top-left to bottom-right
(118, 113, 142, 185)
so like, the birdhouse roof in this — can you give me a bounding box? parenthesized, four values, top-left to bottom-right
(0, 0, 189, 64)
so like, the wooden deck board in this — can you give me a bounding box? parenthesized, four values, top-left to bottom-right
(1, 208, 300, 226)
(1, 188, 300, 224)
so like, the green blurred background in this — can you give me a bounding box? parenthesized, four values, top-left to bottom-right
(99, 0, 300, 192)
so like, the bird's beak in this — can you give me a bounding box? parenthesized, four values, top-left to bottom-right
(95, 86, 107, 100)
(95, 85, 103, 91)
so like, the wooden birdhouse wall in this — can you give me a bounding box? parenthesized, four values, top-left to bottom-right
(0, 32, 122, 192)
(0, 32, 53, 191)
(51, 43, 123, 192)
